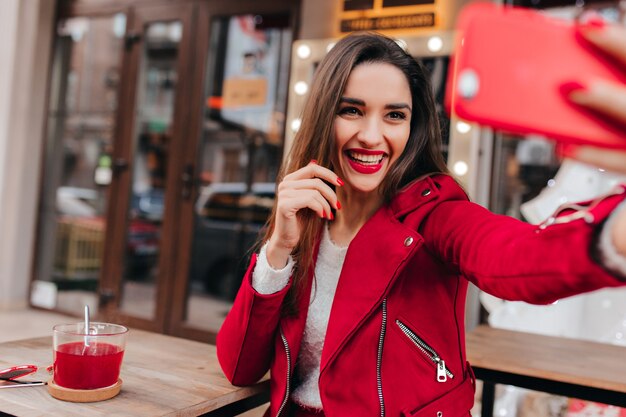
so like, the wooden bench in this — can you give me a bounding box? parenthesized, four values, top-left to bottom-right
(466, 325, 626, 417)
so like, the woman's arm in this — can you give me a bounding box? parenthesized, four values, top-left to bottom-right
(421, 186, 626, 304)
(216, 254, 291, 386)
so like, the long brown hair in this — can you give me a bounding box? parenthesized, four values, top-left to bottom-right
(262, 32, 448, 315)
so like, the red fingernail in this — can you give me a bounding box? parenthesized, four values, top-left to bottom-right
(337, 201, 342, 210)
(310, 159, 317, 164)
(559, 81, 587, 101)
(336, 177, 344, 186)
(577, 16, 606, 30)
(330, 212, 334, 220)
(555, 143, 579, 158)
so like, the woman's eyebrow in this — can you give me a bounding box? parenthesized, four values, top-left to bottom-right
(339, 97, 411, 111)
(385, 103, 412, 111)
(339, 97, 365, 106)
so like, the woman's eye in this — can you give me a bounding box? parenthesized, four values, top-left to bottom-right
(387, 111, 407, 120)
(338, 106, 361, 116)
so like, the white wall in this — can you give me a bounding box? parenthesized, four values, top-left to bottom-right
(0, 0, 55, 309)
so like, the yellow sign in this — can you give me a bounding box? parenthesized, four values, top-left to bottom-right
(222, 78, 268, 108)
(341, 13, 434, 32)
(340, 0, 440, 33)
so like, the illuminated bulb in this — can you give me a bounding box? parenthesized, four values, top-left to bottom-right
(427, 36, 443, 52)
(291, 118, 302, 132)
(326, 42, 336, 52)
(453, 161, 468, 176)
(294, 81, 308, 95)
(395, 39, 408, 51)
(455, 121, 471, 134)
(297, 44, 311, 59)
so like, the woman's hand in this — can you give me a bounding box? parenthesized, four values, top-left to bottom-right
(560, 22, 626, 175)
(266, 162, 343, 268)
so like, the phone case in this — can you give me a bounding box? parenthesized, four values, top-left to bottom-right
(0, 365, 37, 380)
(447, 3, 626, 149)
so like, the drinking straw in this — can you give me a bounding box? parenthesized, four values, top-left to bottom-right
(84, 305, 90, 347)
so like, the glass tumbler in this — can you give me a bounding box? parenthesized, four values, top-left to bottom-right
(53, 322, 128, 390)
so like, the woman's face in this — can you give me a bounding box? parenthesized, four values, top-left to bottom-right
(334, 62, 412, 195)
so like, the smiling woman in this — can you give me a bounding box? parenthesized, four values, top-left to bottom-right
(334, 63, 412, 194)
(216, 31, 626, 417)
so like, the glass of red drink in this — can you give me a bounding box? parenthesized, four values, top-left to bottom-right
(53, 323, 128, 390)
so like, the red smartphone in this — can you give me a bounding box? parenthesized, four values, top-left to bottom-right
(446, 3, 626, 149)
(0, 365, 38, 380)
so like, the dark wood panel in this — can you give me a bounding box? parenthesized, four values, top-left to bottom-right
(58, 0, 194, 18)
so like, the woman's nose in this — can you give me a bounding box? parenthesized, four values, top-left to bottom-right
(357, 117, 383, 146)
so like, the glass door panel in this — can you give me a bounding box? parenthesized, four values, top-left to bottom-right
(117, 20, 183, 320)
(183, 14, 292, 333)
(33, 14, 126, 316)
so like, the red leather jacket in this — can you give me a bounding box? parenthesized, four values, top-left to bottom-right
(217, 174, 626, 417)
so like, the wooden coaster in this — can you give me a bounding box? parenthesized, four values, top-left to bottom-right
(47, 379, 122, 402)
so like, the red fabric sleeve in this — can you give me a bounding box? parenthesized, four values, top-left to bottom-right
(421, 187, 626, 304)
(216, 254, 291, 386)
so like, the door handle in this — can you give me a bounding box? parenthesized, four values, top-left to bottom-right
(112, 158, 129, 175)
(125, 32, 142, 50)
(181, 163, 195, 199)
(98, 289, 116, 307)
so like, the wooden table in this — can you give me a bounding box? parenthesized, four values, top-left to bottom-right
(0, 330, 269, 417)
(466, 326, 626, 417)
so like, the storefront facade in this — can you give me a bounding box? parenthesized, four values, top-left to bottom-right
(4, 0, 625, 353)
(2, 0, 475, 344)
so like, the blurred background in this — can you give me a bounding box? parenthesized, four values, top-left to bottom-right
(1, 1, 625, 415)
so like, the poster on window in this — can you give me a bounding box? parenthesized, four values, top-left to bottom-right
(221, 15, 281, 135)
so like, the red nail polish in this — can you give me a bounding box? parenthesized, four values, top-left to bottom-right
(322, 211, 327, 219)
(336, 177, 344, 186)
(337, 201, 342, 210)
(330, 212, 334, 221)
(559, 81, 587, 98)
(577, 16, 606, 30)
(555, 143, 579, 158)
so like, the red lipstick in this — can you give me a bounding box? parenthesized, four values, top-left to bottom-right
(344, 149, 387, 174)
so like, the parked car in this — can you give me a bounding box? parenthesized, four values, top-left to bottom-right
(189, 182, 275, 300)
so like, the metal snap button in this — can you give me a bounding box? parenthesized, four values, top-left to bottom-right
(421, 189, 431, 197)
(404, 237, 414, 247)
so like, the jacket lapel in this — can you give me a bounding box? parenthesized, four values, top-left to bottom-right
(320, 205, 422, 373)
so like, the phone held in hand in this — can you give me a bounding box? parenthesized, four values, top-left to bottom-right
(446, 3, 626, 149)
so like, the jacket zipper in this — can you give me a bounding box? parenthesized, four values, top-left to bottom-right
(276, 328, 291, 417)
(377, 299, 387, 417)
(395, 320, 454, 382)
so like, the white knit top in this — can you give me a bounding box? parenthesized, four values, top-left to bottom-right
(251, 205, 626, 411)
(253, 225, 347, 409)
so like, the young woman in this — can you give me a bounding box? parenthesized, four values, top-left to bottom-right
(217, 29, 626, 417)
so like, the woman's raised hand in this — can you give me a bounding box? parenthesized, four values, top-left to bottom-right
(561, 22, 626, 174)
(266, 161, 343, 268)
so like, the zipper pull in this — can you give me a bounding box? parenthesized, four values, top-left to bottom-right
(436, 359, 447, 382)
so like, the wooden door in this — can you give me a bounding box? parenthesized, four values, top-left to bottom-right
(168, 0, 301, 343)
(100, 3, 196, 332)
